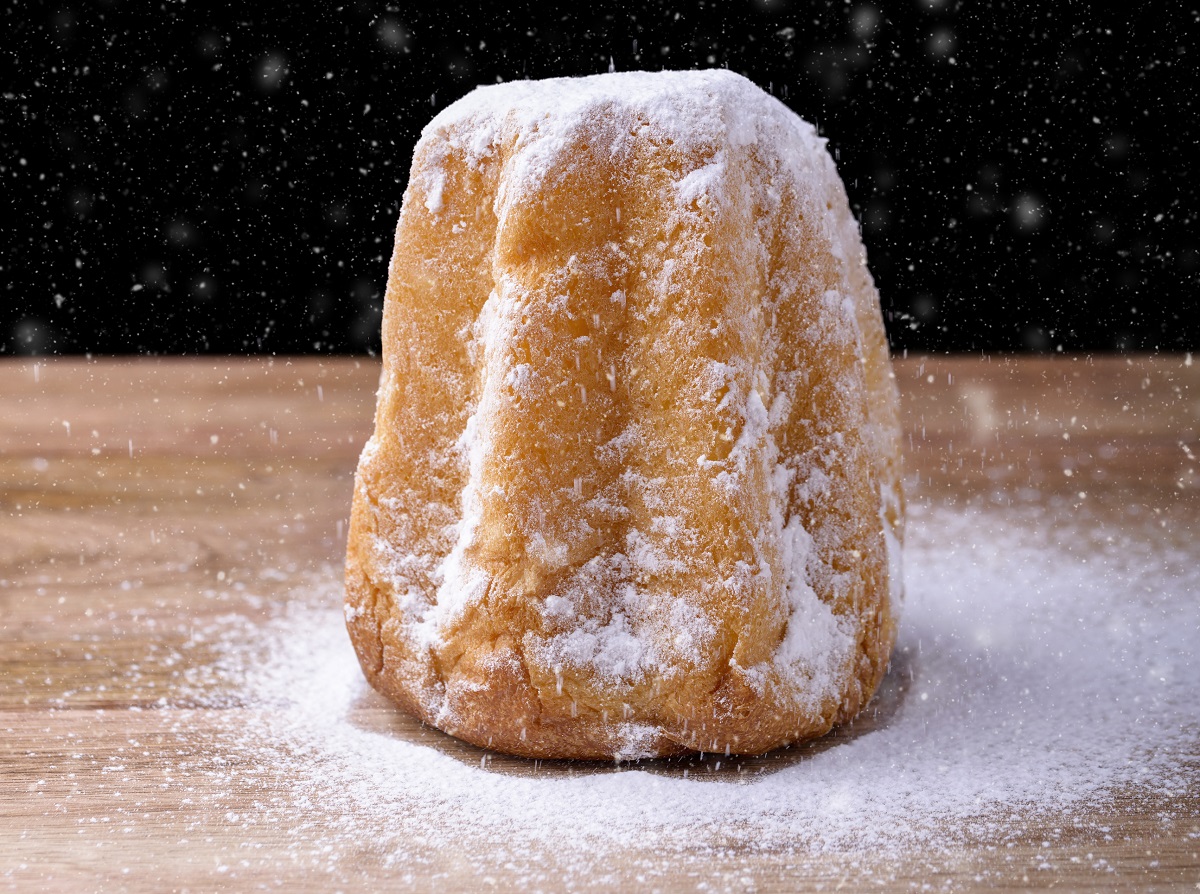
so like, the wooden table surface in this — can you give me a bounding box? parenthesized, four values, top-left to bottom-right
(1, 355, 1197, 892)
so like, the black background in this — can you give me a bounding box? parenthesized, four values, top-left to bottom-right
(4, 1, 1197, 356)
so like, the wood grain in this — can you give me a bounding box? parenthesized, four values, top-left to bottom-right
(1, 355, 1198, 892)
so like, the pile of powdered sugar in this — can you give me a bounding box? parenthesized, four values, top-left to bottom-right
(214, 497, 1197, 861)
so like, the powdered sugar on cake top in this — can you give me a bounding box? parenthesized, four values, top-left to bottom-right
(422, 69, 805, 196)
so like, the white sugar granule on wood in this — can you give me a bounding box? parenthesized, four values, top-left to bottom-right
(211, 499, 1198, 864)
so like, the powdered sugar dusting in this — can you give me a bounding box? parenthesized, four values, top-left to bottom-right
(214, 497, 1197, 868)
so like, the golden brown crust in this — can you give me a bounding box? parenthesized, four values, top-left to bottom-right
(344, 71, 902, 760)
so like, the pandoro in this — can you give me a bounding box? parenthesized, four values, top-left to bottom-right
(344, 70, 904, 760)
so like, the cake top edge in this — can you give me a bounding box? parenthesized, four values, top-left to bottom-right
(423, 69, 817, 149)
